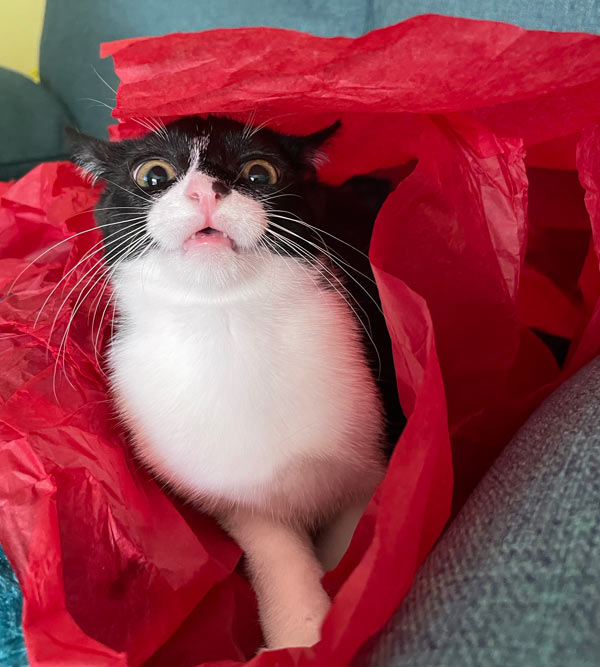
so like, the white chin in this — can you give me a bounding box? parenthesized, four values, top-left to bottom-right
(161, 245, 267, 295)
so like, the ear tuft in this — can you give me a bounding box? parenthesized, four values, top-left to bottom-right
(66, 127, 110, 185)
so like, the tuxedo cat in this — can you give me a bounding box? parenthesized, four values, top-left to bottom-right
(69, 115, 401, 650)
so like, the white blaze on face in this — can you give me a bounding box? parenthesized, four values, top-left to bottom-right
(190, 132, 210, 167)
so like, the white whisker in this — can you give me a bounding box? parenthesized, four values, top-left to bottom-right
(57, 233, 148, 378)
(52, 228, 152, 393)
(266, 218, 383, 316)
(32, 218, 147, 327)
(90, 232, 156, 362)
(5, 216, 147, 296)
(45, 224, 148, 350)
(240, 109, 257, 144)
(80, 97, 114, 112)
(100, 176, 156, 205)
(264, 227, 382, 379)
(91, 65, 117, 96)
(267, 209, 373, 264)
(247, 112, 297, 139)
(131, 116, 170, 143)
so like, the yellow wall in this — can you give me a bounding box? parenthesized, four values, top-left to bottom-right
(0, 0, 47, 80)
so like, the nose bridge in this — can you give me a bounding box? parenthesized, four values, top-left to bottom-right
(185, 171, 216, 201)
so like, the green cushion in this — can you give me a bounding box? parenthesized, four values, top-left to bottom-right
(0, 67, 74, 181)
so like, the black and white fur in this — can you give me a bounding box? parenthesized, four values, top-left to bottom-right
(69, 115, 401, 650)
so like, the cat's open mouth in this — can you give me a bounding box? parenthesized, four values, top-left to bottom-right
(184, 227, 236, 251)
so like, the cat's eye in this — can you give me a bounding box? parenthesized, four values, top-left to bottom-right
(133, 159, 177, 189)
(240, 159, 279, 186)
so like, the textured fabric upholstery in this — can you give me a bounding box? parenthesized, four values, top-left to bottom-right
(377, 0, 600, 33)
(0, 545, 27, 666)
(358, 357, 600, 667)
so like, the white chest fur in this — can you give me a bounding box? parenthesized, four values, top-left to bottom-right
(108, 251, 384, 516)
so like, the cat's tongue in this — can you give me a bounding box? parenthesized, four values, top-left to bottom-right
(184, 227, 234, 251)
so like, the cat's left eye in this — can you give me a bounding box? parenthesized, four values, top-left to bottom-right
(240, 159, 279, 186)
(133, 159, 177, 189)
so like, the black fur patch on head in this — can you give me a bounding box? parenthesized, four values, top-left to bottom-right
(67, 115, 344, 264)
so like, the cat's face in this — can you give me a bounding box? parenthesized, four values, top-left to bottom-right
(69, 115, 339, 293)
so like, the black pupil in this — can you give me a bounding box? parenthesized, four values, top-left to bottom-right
(145, 165, 169, 187)
(248, 164, 271, 184)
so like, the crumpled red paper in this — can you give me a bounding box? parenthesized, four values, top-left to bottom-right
(1, 14, 600, 667)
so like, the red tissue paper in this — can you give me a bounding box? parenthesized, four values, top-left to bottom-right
(1, 14, 600, 667)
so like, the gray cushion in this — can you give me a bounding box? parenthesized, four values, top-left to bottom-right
(0, 67, 73, 180)
(358, 357, 600, 667)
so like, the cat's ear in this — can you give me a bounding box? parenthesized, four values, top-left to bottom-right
(298, 120, 341, 167)
(66, 127, 113, 184)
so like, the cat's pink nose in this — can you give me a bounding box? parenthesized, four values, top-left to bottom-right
(185, 173, 230, 226)
(185, 173, 230, 203)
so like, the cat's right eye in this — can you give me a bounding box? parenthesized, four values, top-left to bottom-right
(133, 159, 177, 189)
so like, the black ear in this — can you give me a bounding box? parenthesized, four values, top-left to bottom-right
(299, 120, 341, 167)
(66, 127, 113, 183)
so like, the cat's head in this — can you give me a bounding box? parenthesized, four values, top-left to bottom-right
(68, 115, 340, 293)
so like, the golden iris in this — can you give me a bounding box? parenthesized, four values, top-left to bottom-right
(133, 159, 177, 188)
(240, 159, 279, 185)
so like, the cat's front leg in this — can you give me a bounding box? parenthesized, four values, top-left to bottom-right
(221, 508, 331, 649)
